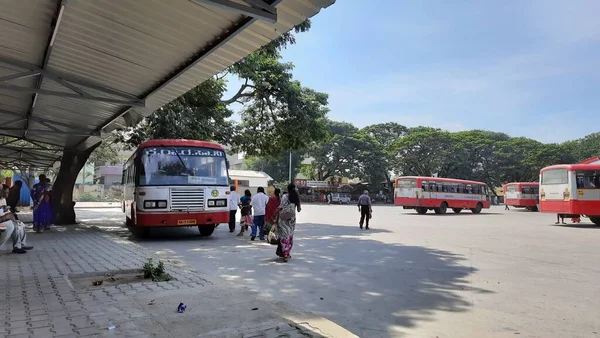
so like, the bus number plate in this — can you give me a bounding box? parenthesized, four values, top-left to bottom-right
(178, 219, 197, 225)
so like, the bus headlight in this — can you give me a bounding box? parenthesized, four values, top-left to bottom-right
(207, 199, 227, 207)
(144, 200, 167, 209)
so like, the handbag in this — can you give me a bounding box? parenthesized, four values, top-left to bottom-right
(279, 204, 295, 221)
(267, 225, 279, 245)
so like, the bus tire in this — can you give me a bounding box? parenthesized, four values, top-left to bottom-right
(416, 207, 427, 215)
(589, 217, 600, 226)
(471, 203, 483, 214)
(128, 225, 150, 238)
(529, 206, 538, 212)
(198, 225, 216, 237)
(452, 208, 462, 214)
(435, 202, 448, 215)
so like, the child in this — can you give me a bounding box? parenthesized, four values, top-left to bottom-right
(238, 190, 252, 236)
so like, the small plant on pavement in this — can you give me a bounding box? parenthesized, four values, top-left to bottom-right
(142, 258, 173, 282)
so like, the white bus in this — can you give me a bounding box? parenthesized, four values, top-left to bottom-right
(122, 139, 230, 237)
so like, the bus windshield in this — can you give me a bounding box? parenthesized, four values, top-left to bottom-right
(137, 146, 228, 186)
(541, 169, 568, 185)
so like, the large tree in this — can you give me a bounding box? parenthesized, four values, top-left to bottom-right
(358, 123, 408, 186)
(48, 20, 328, 224)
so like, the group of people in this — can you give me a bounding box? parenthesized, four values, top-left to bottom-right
(228, 184, 302, 262)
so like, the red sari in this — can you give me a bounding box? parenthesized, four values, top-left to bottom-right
(265, 195, 280, 225)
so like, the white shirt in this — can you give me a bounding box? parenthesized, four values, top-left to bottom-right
(250, 192, 269, 216)
(228, 191, 241, 211)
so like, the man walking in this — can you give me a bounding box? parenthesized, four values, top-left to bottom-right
(227, 186, 240, 233)
(250, 187, 269, 241)
(358, 190, 372, 230)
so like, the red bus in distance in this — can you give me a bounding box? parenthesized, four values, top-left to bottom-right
(503, 182, 539, 211)
(394, 176, 491, 215)
(539, 163, 600, 226)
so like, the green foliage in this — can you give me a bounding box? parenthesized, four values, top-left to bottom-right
(88, 132, 126, 166)
(142, 258, 172, 282)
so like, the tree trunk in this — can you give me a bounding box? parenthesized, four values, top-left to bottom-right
(52, 143, 100, 225)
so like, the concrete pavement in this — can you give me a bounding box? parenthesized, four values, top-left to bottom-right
(78, 205, 600, 337)
(0, 223, 357, 337)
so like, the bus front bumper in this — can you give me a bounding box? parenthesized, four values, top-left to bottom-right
(135, 211, 229, 227)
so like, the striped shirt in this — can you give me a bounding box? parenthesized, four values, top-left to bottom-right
(357, 194, 371, 206)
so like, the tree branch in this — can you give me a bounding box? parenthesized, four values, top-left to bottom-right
(221, 79, 255, 105)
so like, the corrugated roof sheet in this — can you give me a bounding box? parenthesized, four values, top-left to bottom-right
(0, 0, 335, 168)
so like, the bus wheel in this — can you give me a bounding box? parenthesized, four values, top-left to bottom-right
(128, 225, 150, 238)
(529, 206, 538, 212)
(198, 225, 216, 237)
(435, 203, 448, 215)
(452, 208, 462, 214)
(471, 203, 483, 214)
(589, 217, 600, 226)
(416, 207, 427, 215)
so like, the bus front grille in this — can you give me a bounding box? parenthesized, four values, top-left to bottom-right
(170, 188, 204, 211)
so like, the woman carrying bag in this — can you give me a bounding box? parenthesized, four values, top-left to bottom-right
(275, 184, 301, 262)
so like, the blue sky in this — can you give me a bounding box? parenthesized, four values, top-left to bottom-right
(227, 0, 600, 143)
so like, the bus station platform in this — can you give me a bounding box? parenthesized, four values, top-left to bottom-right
(0, 224, 355, 338)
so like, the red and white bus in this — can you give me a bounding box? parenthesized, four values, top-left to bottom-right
(394, 176, 491, 214)
(122, 139, 230, 237)
(503, 182, 539, 211)
(539, 164, 600, 225)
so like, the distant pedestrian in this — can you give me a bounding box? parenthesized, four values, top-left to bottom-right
(264, 188, 281, 234)
(358, 190, 372, 230)
(237, 190, 252, 236)
(250, 187, 269, 241)
(228, 186, 241, 233)
(504, 204, 509, 210)
(555, 214, 566, 225)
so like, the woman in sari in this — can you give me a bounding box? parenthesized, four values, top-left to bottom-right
(276, 184, 301, 262)
(264, 188, 281, 235)
(237, 190, 252, 236)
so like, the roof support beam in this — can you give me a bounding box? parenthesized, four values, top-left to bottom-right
(1, 127, 100, 137)
(191, 0, 277, 23)
(0, 56, 142, 101)
(0, 84, 145, 107)
(0, 70, 42, 82)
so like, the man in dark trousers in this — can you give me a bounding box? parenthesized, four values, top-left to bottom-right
(357, 190, 372, 230)
(7, 180, 22, 220)
(227, 185, 240, 233)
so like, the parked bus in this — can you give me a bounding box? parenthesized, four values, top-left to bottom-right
(539, 164, 600, 226)
(394, 176, 491, 214)
(503, 182, 539, 211)
(122, 139, 230, 237)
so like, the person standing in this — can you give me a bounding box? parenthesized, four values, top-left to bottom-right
(250, 187, 269, 241)
(31, 174, 48, 232)
(276, 184, 302, 262)
(264, 188, 281, 234)
(238, 190, 252, 236)
(227, 186, 241, 233)
(7, 180, 22, 220)
(358, 190, 372, 230)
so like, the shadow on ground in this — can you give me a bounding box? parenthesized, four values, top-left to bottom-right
(119, 220, 493, 337)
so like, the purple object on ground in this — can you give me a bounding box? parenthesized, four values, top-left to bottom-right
(177, 303, 186, 313)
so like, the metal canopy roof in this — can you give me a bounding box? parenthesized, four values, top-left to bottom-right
(0, 0, 334, 169)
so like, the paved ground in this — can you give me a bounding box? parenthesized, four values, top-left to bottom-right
(77, 205, 600, 337)
(0, 213, 355, 337)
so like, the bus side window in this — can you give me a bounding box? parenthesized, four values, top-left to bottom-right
(430, 182, 437, 192)
(422, 181, 429, 192)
